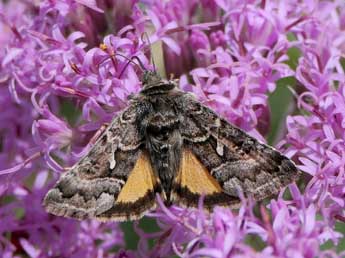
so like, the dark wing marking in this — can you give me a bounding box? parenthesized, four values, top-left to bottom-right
(173, 93, 300, 207)
(44, 103, 157, 221)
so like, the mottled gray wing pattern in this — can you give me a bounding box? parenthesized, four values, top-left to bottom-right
(174, 93, 300, 205)
(43, 103, 147, 221)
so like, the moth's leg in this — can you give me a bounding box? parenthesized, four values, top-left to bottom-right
(90, 123, 110, 144)
(60, 123, 111, 172)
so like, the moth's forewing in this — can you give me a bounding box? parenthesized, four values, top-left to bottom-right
(174, 93, 300, 205)
(43, 103, 157, 222)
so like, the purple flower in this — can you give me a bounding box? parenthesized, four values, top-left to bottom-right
(1, 0, 345, 257)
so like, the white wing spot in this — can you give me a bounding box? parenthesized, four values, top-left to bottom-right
(216, 141, 224, 156)
(109, 159, 116, 170)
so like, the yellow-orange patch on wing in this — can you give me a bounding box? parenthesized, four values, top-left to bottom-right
(178, 149, 222, 195)
(116, 151, 156, 203)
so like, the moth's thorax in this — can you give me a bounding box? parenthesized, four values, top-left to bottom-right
(146, 113, 179, 135)
(144, 95, 181, 137)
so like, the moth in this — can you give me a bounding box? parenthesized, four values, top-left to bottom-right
(43, 70, 300, 221)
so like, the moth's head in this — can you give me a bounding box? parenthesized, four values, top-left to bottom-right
(140, 70, 176, 95)
(142, 70, 163, 86)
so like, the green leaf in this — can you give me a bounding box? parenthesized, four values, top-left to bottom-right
(121, 217, 160, 250)
(267, 76, 296, 145)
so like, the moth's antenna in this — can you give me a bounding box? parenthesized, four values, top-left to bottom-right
(118, 55, 146, 79)
(98, 43, 146, 78)
(141, 32, 156, 72)
(106, 41, 147, 76)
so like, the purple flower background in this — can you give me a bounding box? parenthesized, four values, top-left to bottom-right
(0, 0, 344, 257)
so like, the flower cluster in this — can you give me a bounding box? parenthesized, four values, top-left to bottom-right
(0, 0, 344, 257)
